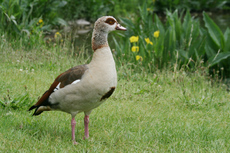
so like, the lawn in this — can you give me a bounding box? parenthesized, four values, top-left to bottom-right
(1, 45, 230, 152)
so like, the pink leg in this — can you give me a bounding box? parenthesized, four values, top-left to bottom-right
(84, 115, 89, 139)
(71, 117, 78, 145)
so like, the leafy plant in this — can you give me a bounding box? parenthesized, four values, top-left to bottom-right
(0, 0, 67, 38)
(114, 5, 205, 72)
(0, 0, 21, 36)
(59, 0, 114, 22)
(154, 0, 230, 12)
(203, 12, 230, 77)
(0, 92, 33, 110)
(114, 4, 230, 77)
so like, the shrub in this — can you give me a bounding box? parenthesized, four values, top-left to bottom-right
(0, 0, 67, 37)
(114, 4, 230, 77)
(154, 0, 230, 12)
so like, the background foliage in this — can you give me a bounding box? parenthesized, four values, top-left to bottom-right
(114, 4, 230, 78)
(0, 0, 230, 76)
(154, 0, 230, 12)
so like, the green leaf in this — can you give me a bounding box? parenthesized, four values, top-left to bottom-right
(182, 10, 192, 41)
(55, 17, 67, 26)
(120, 18, 135, 30)
(183, 10, 191, 30)
(21, 29, 30, 36)
(154, 14, 165, 35)
(112, 35, 121, 53)
(203, 12, 225, 49)
(58, 1, 67, 7)
(224, 28, 230, 51)
(178, 49, 189, 60)
(208, 52, 230, 67)
(205, 42, 216, 58)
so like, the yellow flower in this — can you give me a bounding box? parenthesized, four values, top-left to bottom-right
(37, 19, 44, 27)
(131, 46, 139, 52)
(38, 19, 43, 23)
(136, 55, 143, 61)
(145, 38, 153, 45)
(54, 32, 61, 38)
(129, 36, 139, 43)
(147, 8, 151, 11)
(154, 30, 160, 38)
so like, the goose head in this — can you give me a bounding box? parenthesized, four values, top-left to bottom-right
(94, 16, 126, 32)
(92, 16, 126, 51)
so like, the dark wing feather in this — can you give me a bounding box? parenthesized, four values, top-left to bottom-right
(28, 64, 88, 114)
(57, 64, 88, 88)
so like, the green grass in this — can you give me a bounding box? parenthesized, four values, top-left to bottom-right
(1, 43, 230, 152)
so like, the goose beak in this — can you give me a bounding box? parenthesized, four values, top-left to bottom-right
(116, 24, 127, 31)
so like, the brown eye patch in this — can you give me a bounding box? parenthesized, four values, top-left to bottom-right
(105, 18, 116, 25)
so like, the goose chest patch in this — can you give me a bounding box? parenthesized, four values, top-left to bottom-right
(100, 87, 115, 101)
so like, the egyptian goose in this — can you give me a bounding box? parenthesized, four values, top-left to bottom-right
(29, 16, 126, 144)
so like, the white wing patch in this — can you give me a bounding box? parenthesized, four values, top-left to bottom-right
(53, 80, 81, 92)
(54, 83, 61, 92)
(72, 79, 80, 84)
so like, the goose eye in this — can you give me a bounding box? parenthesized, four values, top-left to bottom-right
(105, 18, 116, 25)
